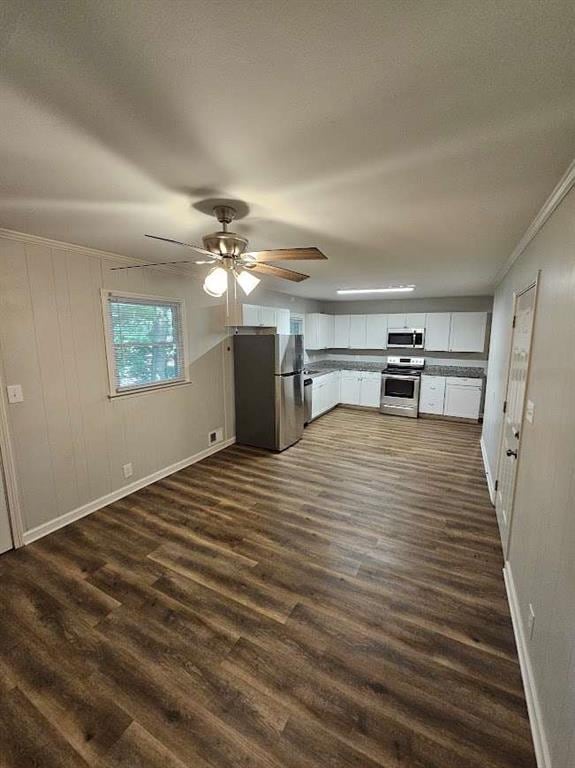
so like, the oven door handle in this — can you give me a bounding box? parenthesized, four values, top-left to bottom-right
(382, 374, 419, 381)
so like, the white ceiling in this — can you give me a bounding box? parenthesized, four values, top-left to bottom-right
(0, 0, 573, 300)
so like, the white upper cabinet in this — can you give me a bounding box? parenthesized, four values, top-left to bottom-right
(424, 313, 451, 351)
(305, 313, 333, 349)
(449, 312, 487, 353)
(260, 306, 277, 327)
(320, 313, 334, 348)
(387, 313, 426, 329)
(349, 315, 367, 348)
(333, 315, 351, 348)
(276, 308, 291, 334)
(365, 314, 387, 348)
(406, 313, 426, 328)
(242, 304, 261, 326)
(304, 310, 488, 352)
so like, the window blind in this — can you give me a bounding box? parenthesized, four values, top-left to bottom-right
(106, 294, 186, 393)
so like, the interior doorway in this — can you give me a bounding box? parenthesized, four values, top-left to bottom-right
(495, 278, 538, 556)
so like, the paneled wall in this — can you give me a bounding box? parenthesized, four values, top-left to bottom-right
(0, 233, 234, 536)
(482, 186, 575, 768)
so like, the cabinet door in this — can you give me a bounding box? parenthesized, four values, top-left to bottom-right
(260, 307, 277, 328)
(276, 309, 291, 334)
(360, 375, 381, 407)
(333, 315, 351, 348)
(449, 313, 487, 352)
(305, 314, 321, 349)
(365, 314, 387, 348)
(320, 314, 334, 349)
(405, 313, 426, 328)
(425, 313, 451, 351)
(340, 374, 361, 405)
(444, 383, 482, 419)
(349, 315, 367, 348)
(242, 304, 261, 326)
(387, 313, 406, 329)
(419, 375, 446, 414)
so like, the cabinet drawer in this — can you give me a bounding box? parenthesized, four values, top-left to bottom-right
(447, 376, 482, 387)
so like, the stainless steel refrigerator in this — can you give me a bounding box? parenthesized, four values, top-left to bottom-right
(234, 332, 304, 451)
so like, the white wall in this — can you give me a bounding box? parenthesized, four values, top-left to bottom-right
(0, 232, 234, 537)
(319, 295, 493, 315)
(482, 184, 575, 768)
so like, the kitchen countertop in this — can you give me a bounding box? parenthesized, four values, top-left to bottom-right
(304, 361, 486, 379)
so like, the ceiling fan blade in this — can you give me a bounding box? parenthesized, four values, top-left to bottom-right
(145, 234, 221, 260)
(109, 259, 198, 271)
(244, 247, 327, 262)
(247, 263, 309, 282)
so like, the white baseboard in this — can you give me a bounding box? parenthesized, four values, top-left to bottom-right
(22, 437, 236, 545)
(503, 564, 551, 768)
(480, 435, 495, 505)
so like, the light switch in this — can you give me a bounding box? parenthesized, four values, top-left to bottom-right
(7, 385, 24, 404)
(525, 399, 534, 424)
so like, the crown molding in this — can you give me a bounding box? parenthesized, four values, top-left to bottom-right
(492, 158, 575, 286)
(0, 226, 194, 273)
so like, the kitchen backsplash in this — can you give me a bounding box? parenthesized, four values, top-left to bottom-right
(306, 350, 488, 370)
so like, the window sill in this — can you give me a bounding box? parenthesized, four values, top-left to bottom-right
(108, 380, 192, 400)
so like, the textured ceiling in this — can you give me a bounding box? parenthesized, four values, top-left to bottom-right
(0, 0, 573, 299)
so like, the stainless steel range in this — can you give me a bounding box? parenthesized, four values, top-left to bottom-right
(380, 356, 425, 418)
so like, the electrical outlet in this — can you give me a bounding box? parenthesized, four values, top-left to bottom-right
(526, 399, 535, 424)
(208, 427, 224, 445)
(528, 603, 536, 640)
(122, 462, 133, 479)
(6, 384, 24, 403)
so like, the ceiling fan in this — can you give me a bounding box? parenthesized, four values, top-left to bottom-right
(112, 205, 327, 298)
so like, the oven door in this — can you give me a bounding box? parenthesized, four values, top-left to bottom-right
(380, 374, 420, 407)
(387, 329, 415, 348)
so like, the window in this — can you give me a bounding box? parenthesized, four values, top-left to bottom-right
(290, 313, 304, 335)
(102, 291, 188, 395)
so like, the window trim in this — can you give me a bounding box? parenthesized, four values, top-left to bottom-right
(101, 289, 190, 398)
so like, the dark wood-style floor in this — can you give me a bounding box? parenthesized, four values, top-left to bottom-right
(0, 408, 535, 768)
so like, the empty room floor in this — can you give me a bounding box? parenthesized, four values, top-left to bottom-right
(0, 409, 535, 768)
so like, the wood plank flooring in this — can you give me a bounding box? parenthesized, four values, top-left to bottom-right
(0, 408, 536, 767)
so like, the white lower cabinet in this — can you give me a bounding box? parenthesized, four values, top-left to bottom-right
(311, 371, 340, 418)
(359, 372, 382, 407)
(419, 375, 446, 415)
(340, 372, 361, 406)
(420, 375, 482, 420)
(444, 379, 482, 419)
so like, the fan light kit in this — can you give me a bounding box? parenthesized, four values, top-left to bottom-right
(337, 286, 415, 295)
(111, 204, 327, 298)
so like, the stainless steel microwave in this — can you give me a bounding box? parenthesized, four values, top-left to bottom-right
(387, 328, 425, 349)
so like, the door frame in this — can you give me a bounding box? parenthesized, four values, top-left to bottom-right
(0, 359, 24, 548)
(495, 271, 540, 559)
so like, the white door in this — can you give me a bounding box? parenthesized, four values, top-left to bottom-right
(333, 315, 351, 348)
(0, 464, 13, 555)
(365, 315, 387, 348)
(449, 312, 487, 352)
(425, 313, 451, 351)
(496, 284, 537, 554)
(349, 316, 367, 348)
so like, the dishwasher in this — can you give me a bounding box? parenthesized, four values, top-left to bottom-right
(303, 377, 313, 425)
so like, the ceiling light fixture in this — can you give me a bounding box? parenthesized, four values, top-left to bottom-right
(337, 286, 415, 295)
(203, 266, 228, 297)
(235, 268, 261, 296)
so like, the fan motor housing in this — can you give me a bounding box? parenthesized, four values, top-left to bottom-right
(203, 231, 248, 257)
